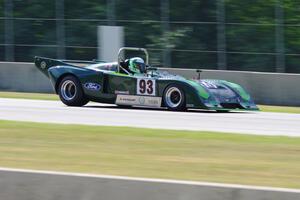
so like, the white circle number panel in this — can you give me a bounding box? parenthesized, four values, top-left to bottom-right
(137, 78, 156, 96)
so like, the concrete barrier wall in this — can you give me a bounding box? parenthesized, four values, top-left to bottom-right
(0, 62, 53, 93)
(0, 168, 300, 200)
(0, 62, 300, 106)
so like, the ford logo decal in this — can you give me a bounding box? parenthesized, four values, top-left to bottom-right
(84, 83, 101, 91)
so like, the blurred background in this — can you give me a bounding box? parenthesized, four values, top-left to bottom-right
(0, 0, 299, 73)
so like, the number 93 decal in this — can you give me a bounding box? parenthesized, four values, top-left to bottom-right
(137, 78, 156, 96)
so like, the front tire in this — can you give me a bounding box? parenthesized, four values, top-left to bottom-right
(58, 75, 89, 106)
(163, 84, 186, 111)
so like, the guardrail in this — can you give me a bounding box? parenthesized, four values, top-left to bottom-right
(1, 62, 300, 106)
(0, 168, 299, 200)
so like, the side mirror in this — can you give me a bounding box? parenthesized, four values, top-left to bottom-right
(196, 69, 202, 80)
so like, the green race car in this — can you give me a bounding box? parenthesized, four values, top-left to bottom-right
(34, 47, 258, 112)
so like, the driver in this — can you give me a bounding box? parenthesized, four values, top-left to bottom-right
(127, 57, 147, 75)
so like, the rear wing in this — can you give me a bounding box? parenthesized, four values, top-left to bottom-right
(35, 47, 149, 76)
(34, 56, 105, 77)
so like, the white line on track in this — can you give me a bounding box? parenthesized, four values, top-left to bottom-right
(0, 167, 299, 193)
(0, 98, 300, 137)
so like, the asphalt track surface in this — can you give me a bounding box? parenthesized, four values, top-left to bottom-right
(0, 98, 300, 137)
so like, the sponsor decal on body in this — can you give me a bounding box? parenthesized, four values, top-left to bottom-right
(116, 95, 162, 108)
(139, 96, 146, 105)
(84, 82, 101, 91)
(40, 61, 47, 69)
(200, 81, 218, 89)
(114, 90, 130, 95)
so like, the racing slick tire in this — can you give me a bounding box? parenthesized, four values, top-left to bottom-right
(163, 84, 186, 111)
(58, 75, 89, 106)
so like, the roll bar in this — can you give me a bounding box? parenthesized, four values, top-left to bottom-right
(117, 47, 149, 73)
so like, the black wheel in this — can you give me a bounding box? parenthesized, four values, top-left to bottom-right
(163, 84, 186, 111)
(58, 75, 89, 106)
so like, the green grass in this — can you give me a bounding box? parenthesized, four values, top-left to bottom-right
(0, 120, 300, 189)
(1, 91, 300, 114)
(258, 105, 300, 114)
(0, 91, 58, 101)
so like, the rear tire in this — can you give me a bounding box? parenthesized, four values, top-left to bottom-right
(163, 84, 186, 111)
(58, 75, 89, 106)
